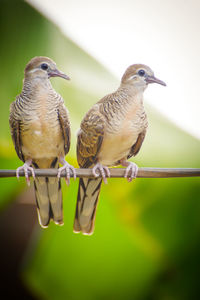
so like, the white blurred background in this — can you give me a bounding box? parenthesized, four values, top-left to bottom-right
(28, 0, 200, 139)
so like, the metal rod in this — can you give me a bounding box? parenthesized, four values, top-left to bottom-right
(0, 168, 200, 178)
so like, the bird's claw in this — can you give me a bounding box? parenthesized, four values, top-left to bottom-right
(16, 162, 35, 186)
(57, 162, 76, 185)
(92, 163, 110, 184)
(124, 162, 138, 182)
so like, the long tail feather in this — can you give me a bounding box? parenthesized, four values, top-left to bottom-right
(34, 160, 63, 227)
(34, 177, 50, 227)
(74, 178, 102, 235)
(47, 177, 63, 225)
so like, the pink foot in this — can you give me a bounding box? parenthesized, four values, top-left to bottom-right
(120, 160, 138, 182)
(58, 157, 76, 185)
(92, 163, 110, 184)
(16, 160, 35, 186)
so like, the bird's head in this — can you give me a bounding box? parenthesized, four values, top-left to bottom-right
(121, 64, 166, 90)
(24, 56, 70, 81)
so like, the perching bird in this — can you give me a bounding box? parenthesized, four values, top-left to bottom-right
(74, 64, 166, 235)
(9, 56, 76, 228)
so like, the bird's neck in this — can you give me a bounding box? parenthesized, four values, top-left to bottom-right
(99, 85, 145, 123)
(117, 84, 145, 105)
(22, 77, 55, 101)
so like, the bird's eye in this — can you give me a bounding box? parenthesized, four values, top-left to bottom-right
(41, 63, 48, 71)
(138, 69, 145, 76)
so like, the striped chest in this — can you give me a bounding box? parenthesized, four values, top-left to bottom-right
(98, 98, 148, 165)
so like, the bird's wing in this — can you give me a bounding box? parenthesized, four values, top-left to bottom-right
(57, 101, 71, 155)
(9, 101, 24, 162)
(77, 106, 105, 168)
(127, 129, 147, 159)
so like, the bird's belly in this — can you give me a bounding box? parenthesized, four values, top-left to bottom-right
(98, 126, 140, 166)
(21, 121, 64, 159)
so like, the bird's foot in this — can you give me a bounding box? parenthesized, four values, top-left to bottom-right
(16, 160, 35, 186)
(58, 158, 76, 185)
(120, 160, 138, 182)
(92, 163, 110, 184)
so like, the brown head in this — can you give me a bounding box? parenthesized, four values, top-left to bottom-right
(121, 64, 166, 89)
(24, 56, 70, 81)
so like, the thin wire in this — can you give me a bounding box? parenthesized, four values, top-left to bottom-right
(0, 168, 200, 178)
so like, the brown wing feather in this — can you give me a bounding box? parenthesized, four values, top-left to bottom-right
(57, 102, 71, 155)
(9, 102, 24, 162)
(77, 107, 104, 168)
(127, 129, 146, 159)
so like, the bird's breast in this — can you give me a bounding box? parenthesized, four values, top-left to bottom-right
(21, 112, 64, 160)
(98, 102, 147, 166)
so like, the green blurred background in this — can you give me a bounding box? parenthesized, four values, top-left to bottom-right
(0, 1, 200, 299)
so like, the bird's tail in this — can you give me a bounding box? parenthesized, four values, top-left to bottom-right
(73, 177, 102, 235)
(33, 160, 63, 228)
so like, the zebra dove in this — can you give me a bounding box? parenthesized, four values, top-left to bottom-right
(74, 64, 166, 235)
(9, 56, 76, 227)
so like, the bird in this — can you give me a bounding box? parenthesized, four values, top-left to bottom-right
(9, 56, 76, 228)
(74, 64, 166, 235)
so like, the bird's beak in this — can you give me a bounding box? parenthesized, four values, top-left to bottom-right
(146, 75, 166, 86)
(48, 69, 70, 80)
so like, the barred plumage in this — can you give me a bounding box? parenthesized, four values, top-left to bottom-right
(9, 56, 75, 227)
(74, 64, 166, 235)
